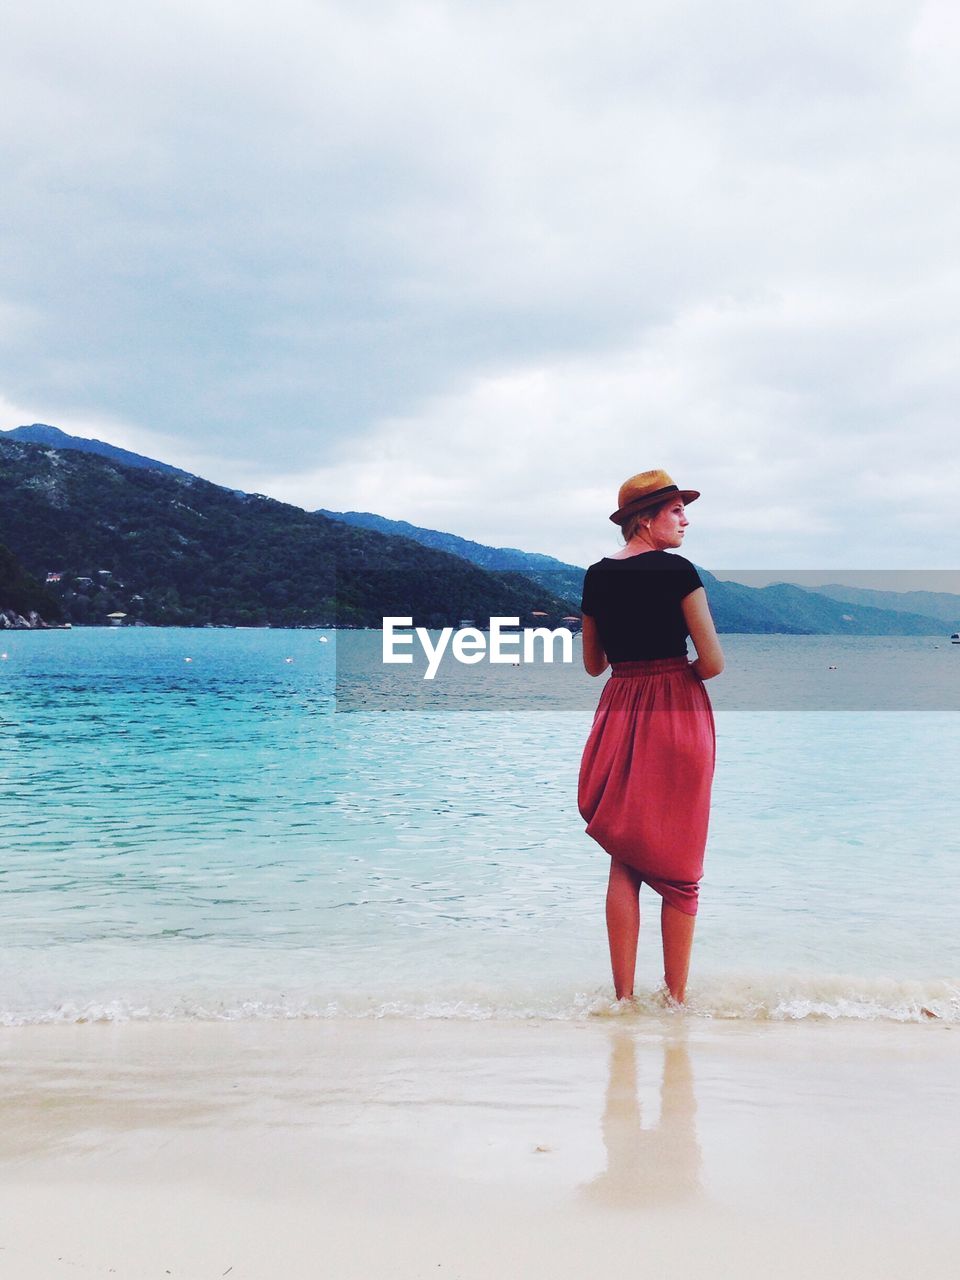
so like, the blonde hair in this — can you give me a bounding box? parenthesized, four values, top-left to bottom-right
(621, 499, 673, 543)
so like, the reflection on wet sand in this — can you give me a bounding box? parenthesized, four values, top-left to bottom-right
(581, 1029, 703, 1208)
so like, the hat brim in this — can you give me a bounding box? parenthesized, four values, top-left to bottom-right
(609, 489, 700, 525)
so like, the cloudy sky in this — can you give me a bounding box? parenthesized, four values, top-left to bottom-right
(2, 0, 958, 570)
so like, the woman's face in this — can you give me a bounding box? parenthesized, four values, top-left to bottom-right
(646, 498, 689, 548)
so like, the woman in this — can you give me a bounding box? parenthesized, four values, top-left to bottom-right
(578, 469, 724, 1006)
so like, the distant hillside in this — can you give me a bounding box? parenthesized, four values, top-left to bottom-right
(321, 511, 950, 636)
(3, 423, 196, 480)
(318, 508, 586, 601)
(809, 582, 960, 629)
(0, 438, 574, 628)
(706, 576, 947, 635)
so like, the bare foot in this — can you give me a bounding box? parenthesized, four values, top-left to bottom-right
(654, 984, 685, 1011)
(603, 994, 638, 1017)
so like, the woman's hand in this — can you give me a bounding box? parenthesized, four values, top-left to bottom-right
(682, 588, 724, 680)
(580, 614, 609, 677)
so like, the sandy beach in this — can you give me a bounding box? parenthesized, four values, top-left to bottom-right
(1, 1016, 958, 1278)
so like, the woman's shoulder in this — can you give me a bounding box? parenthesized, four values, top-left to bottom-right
(658, 551, 699, 572)
(585, 552, 700, 573)
(584, 557, 620, 576)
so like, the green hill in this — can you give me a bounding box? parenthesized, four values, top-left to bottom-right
(0, 438, 575, 628)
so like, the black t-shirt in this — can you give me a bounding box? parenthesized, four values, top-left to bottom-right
(579, 551, 703, 662)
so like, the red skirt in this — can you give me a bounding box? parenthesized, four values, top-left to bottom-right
(577, 657, 716, 913)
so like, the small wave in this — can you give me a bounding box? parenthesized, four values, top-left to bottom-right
(2, 972, 958, 1028)
(678, 972, 960, 1023)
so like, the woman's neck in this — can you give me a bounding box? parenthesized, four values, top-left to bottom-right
(609, 536, 665, 559)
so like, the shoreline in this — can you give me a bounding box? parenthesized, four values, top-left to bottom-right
(4, 962, 957, 1026)
(2, 1017, 958, 1277)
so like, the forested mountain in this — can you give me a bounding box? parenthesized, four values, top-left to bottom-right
(2, 429, 955, 633)
(318, 508, 585, 601)
(0, 438, 574, 628)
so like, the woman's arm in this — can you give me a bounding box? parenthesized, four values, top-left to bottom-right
(682, 588, 724, 680)
(580, 614, 609, 677)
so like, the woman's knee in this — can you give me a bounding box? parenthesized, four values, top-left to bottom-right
(656, 880, 700, 916)
(608, 858, 643, 893)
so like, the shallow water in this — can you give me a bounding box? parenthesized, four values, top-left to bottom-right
(2, 628, 958, 1023)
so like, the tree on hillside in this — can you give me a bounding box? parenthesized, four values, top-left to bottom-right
(0, 544, 63, 622)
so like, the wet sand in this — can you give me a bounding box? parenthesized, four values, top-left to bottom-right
(1, 1017, 957, 1277)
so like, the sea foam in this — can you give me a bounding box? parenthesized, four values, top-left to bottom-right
(2, 972, 957, 1027)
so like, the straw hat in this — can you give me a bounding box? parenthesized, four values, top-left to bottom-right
(609, 469, 700, 526)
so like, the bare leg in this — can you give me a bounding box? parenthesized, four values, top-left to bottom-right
(661, 901, 696, 1003)
(606, 859, 642, 1000)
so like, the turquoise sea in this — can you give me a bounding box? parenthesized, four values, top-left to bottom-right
(2, 628, 959, 1024)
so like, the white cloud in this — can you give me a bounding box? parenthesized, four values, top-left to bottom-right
(263, 280, 959, 568)
(2, 0, 958, 566)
